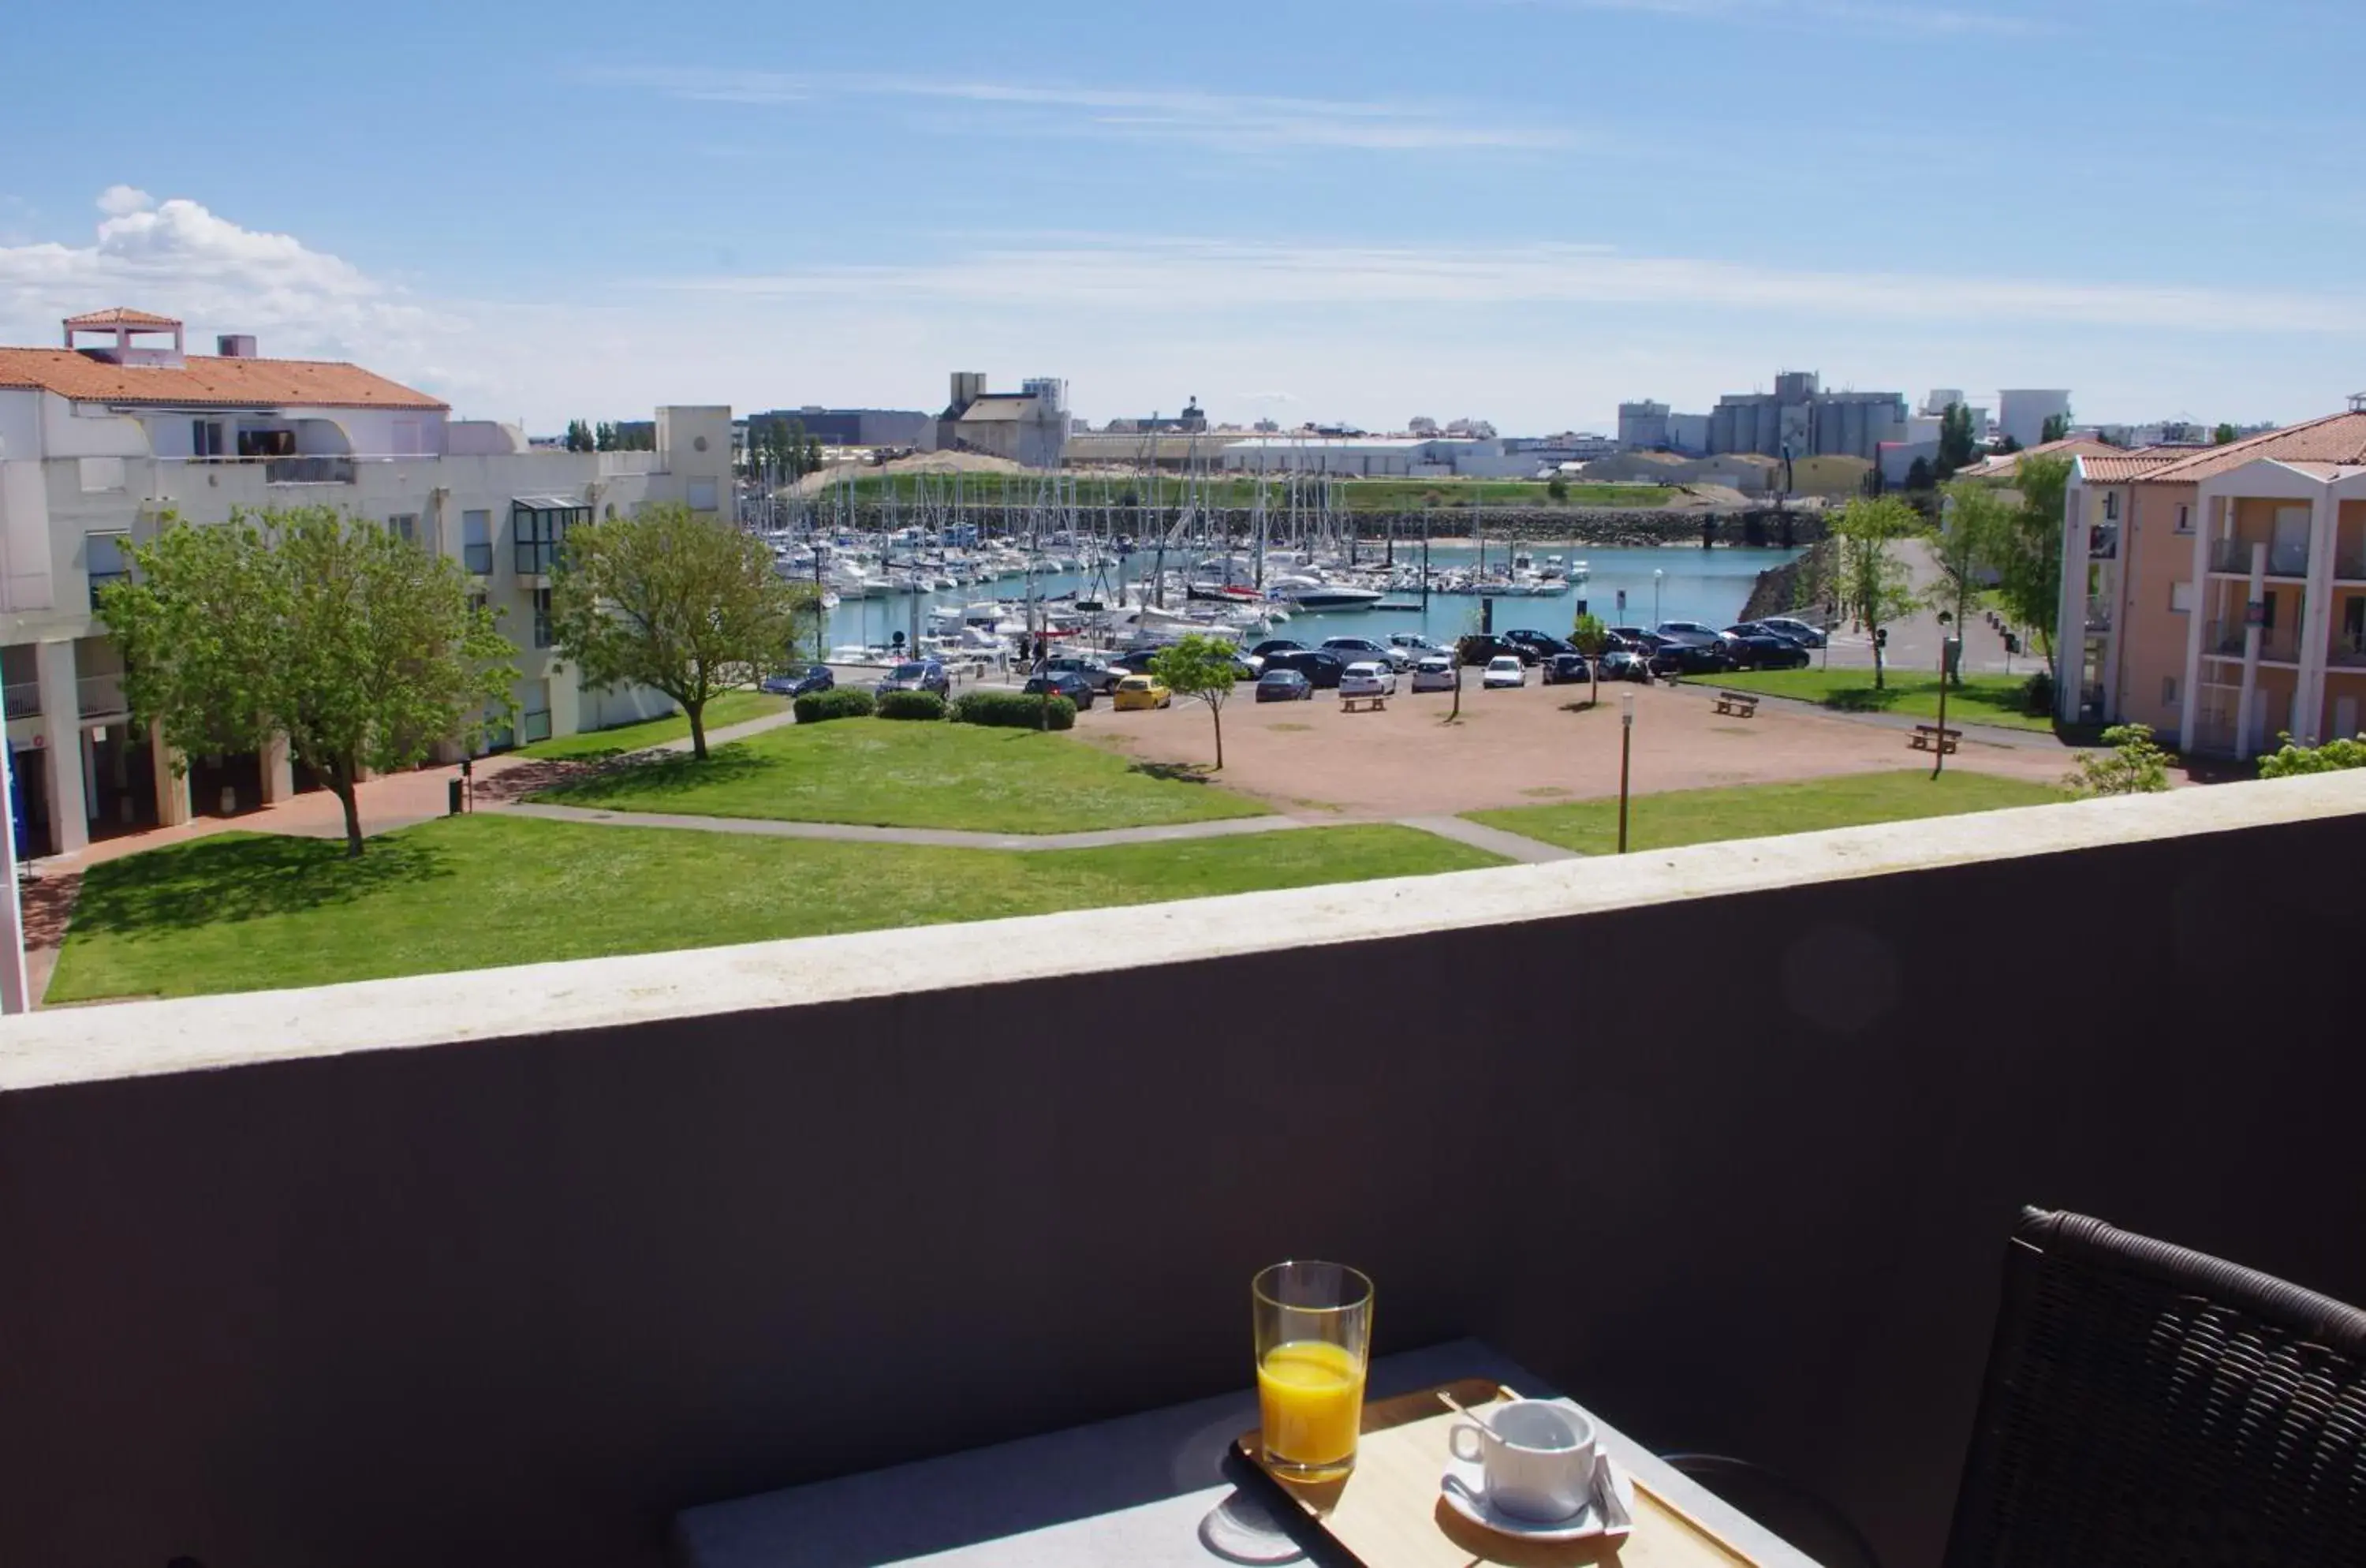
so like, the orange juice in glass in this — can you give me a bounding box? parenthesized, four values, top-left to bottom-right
(1253, 1261, 1374, 1482)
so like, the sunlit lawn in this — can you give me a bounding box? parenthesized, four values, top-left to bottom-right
(513, 689, 787, 761)
(47, 816, 1501, 1001)
(532, 717, 1267, 833)
(1468, 770, 2071, 855)
(1683, 669, 2054, 732)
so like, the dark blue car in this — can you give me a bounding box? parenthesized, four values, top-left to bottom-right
(761, 665, 835, 697)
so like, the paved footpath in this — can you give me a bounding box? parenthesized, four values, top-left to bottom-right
(1394, 816, 1578, 864)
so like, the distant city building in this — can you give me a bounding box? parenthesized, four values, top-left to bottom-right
(926, 372, 1069, 469)
(748, 406, 929, 450)
(1097, 398, 1207, 435)
(1707, 371, 1908, 463)
(1507, 432, 1621, 466)
(1998, 389, 2073, 451)
(1617, 401, 1670, 450)
(1218, 435, 1532, 479)
(1408, 416, 1440, 437)
(1667, 413, 1711, 456)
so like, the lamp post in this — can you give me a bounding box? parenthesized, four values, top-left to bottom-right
(1618, 691, 1635, 854)
(1652, 568, 1665, 629)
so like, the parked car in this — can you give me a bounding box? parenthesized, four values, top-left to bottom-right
(1111, 674, 1173, 711)
(1230, 653, 1263, 681)
(1759, 616, 1829, 648)
(1540, 651, 1592, 685)
(760, 664, 834, 698)
(1322, 636, 1408, 671)
(1457, 633, 1538, 667)
(1502, 629, 1577, 660)
(876, 659, 951, 698)
(1338, 661, 1398, 698)
(1021, 671, 1097, 709)
(1035, 653, 1123, 694)
(1409, 655, 1457, 693)
(1482, 655, 1527, 690)
(1110, 648, 1161, 674)
(1255, 669, 1315, 703)
(1260, 649, 1348, 689)
(1655, 620, 1728, 645)
(1250, 639, 1307, 660)
(1388, 632, 1449, 655)
(1596, 648, 1652, 682)
(1724, 624, 1814, 669)
(1648, 640, 1731, 677)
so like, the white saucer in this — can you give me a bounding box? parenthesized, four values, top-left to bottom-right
(1438, 1406, 1636, 1543)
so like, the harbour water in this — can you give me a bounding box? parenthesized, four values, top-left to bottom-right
(821, 541, 1805, 653)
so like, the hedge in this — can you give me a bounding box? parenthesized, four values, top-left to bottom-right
(950, 690, 1077, 731)
(877, 690, 948, 722)
(793, 688, 876, 724)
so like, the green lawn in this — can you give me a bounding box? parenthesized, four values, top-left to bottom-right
(513, 690, 788, 762)
(532, 718, 1267, 833)
(1683, 668, 2055, 732)
(1468, 770, 2071, 856)
(46, 816, 1499, 1002)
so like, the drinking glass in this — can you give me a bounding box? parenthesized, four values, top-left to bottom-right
(1253, 1260, 1375, 1483)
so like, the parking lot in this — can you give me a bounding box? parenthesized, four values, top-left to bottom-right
(1070, 670, 2081, 820)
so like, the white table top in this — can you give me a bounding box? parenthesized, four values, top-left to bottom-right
(674, 1339, 1823, 1568)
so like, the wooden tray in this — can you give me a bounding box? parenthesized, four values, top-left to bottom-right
(1232, 1379, 1759, 1568)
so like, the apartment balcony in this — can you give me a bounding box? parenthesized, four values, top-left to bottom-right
(2338, 548, 2366, 582)
(76, 672, 126, 717)
(2331, 637, 2366, 670)
(2, 680, 38, 716)
(2209, 536, 2310, 577)
(4, 780, 2365, 1568)
(2207, 619, 2301, 663)
(2086, 524, 2118, 560)
(2084, 596, 2112, 633)
(265, 455, 356, 485)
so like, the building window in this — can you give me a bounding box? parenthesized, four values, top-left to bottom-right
(191, 419, 225, 457)
(2163, 676, 2179, 707)
(2174, 503, 2192, 533)
(532, 587, 553, 649)
(463, 510, 492, 574)
(2170, 581, 2194, 614)
(2102, 491, 2119, 521)
(388, 513, 419, 547)
(513, 502, 588, 574)
(86, 532, 131, 607)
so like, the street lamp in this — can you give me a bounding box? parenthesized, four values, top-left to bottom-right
(1651, 568, 1665, 628)
(1618, 691, 1635, 854)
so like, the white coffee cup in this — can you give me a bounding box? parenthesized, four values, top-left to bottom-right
(1448, 1399, 1598, 1523)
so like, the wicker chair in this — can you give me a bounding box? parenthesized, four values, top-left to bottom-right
(1943, 1207, 2366, 1567)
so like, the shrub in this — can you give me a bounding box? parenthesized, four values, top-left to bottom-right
(2021, 670, 2055, 716)
(950, 690, 1076, 731)
(2258, 734, 2366, 778)
(2065, 722, 2172, 797)
(793, 688, 875, 724)
(876, 689, 947, 722)
(1546, 476, 1569, 502)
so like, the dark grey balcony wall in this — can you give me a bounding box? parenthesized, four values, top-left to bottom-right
(2, 805, 2363, 1568)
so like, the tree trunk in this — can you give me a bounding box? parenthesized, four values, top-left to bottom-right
(687, 700, 709, 761)
(1450, 664, 1462, 722)
(1590, 666, 1599, 709)
(1211, 702, 1224, 771)
(332, 774, 364, 860)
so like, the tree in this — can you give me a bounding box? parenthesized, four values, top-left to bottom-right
(1997, 435, 2024, 454)
(1546, 476, 1569, 502)
(100, 506, 517, 858)
(549, 502, 819, 761)
(1570, 611, 1610, 708)
(562, 419, 594, 454)
(1989, 454, 2071, 687)
(1830, 497, 1921, 689)
(1148, 634, 1238, 770)
(1929, 482, 2013, 676)
(2257, 734, 2366, 778)
(1936, 402, 1977, 478)
(1905, 456, 1935, 492)
(595, 420, 617, 453)
(2213, 422, 2239, 446)
(2066, 723, 2173, 796)
(2040, 412, 2073, 444)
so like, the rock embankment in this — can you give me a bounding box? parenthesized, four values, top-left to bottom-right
(1740, 541, 1833, 622)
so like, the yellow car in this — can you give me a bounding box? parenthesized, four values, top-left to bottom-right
(1112, 674, 1173, 711)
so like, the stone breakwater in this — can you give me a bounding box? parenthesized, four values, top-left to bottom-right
(1739, 541, 1832, 623)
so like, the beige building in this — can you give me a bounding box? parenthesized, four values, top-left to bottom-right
(0, 308, 733, 857)
(2057, 405, 2366, 756)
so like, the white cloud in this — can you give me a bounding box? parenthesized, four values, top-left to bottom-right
(95, 185, 154, 218)
(656, 234, 2366, 336)
(582, 66, 1577, 151)
(1481, 0, 2040, 36)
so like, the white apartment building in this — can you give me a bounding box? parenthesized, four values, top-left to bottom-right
(0, 308, 734, 857)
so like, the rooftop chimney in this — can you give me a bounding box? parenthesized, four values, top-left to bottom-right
(217, 334, 257, 359)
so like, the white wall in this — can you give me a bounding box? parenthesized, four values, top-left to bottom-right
(40, 395, 147, 460)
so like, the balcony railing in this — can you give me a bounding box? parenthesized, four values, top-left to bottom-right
(2087, 525, 2118, 561)
(77, 672, 126, 717)
(2204, 620, 2301, 662)
(2207, 537, 2313, 577)
(2332, 637, 2366, 670)
(265, 456, 356, 485)
(2, 681, 39, 717)
(2338, 551, 2366, 582)
(2208, 539, 2248, 573)
(2084, 597, 2112, 633)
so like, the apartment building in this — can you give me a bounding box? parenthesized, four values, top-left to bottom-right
(2057, 402, 2366, 756)
(0, 308, 734, 857)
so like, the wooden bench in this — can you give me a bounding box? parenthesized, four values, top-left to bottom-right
(1340, 694, 1388, 715)
(1909, 724, 1962, 756)
(1713, 690, 1760, 719)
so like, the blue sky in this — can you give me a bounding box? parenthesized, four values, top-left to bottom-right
(4, 0, 2363, 434)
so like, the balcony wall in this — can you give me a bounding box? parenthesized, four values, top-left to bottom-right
(2, 778, 2365, 1568)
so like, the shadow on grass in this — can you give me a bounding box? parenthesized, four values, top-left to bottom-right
(1128, 760, 1218, 786)
(1823, 686, 1905, 714)
(529, 747, 772, 806)
(71, 834, 453, 938)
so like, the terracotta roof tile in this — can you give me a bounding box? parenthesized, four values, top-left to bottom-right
(0, 348, 446, 411)
(2133, 413, 2366, 483)
(62, 308, 182, 328)
(2079, 453, 2188, 483)
(1954, 437, 2122, 480)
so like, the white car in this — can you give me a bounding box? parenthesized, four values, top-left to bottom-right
(1410, 655, 1457, 693)
(1339, 660, 1398, 697)
(1482, 655, 1527, 689)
